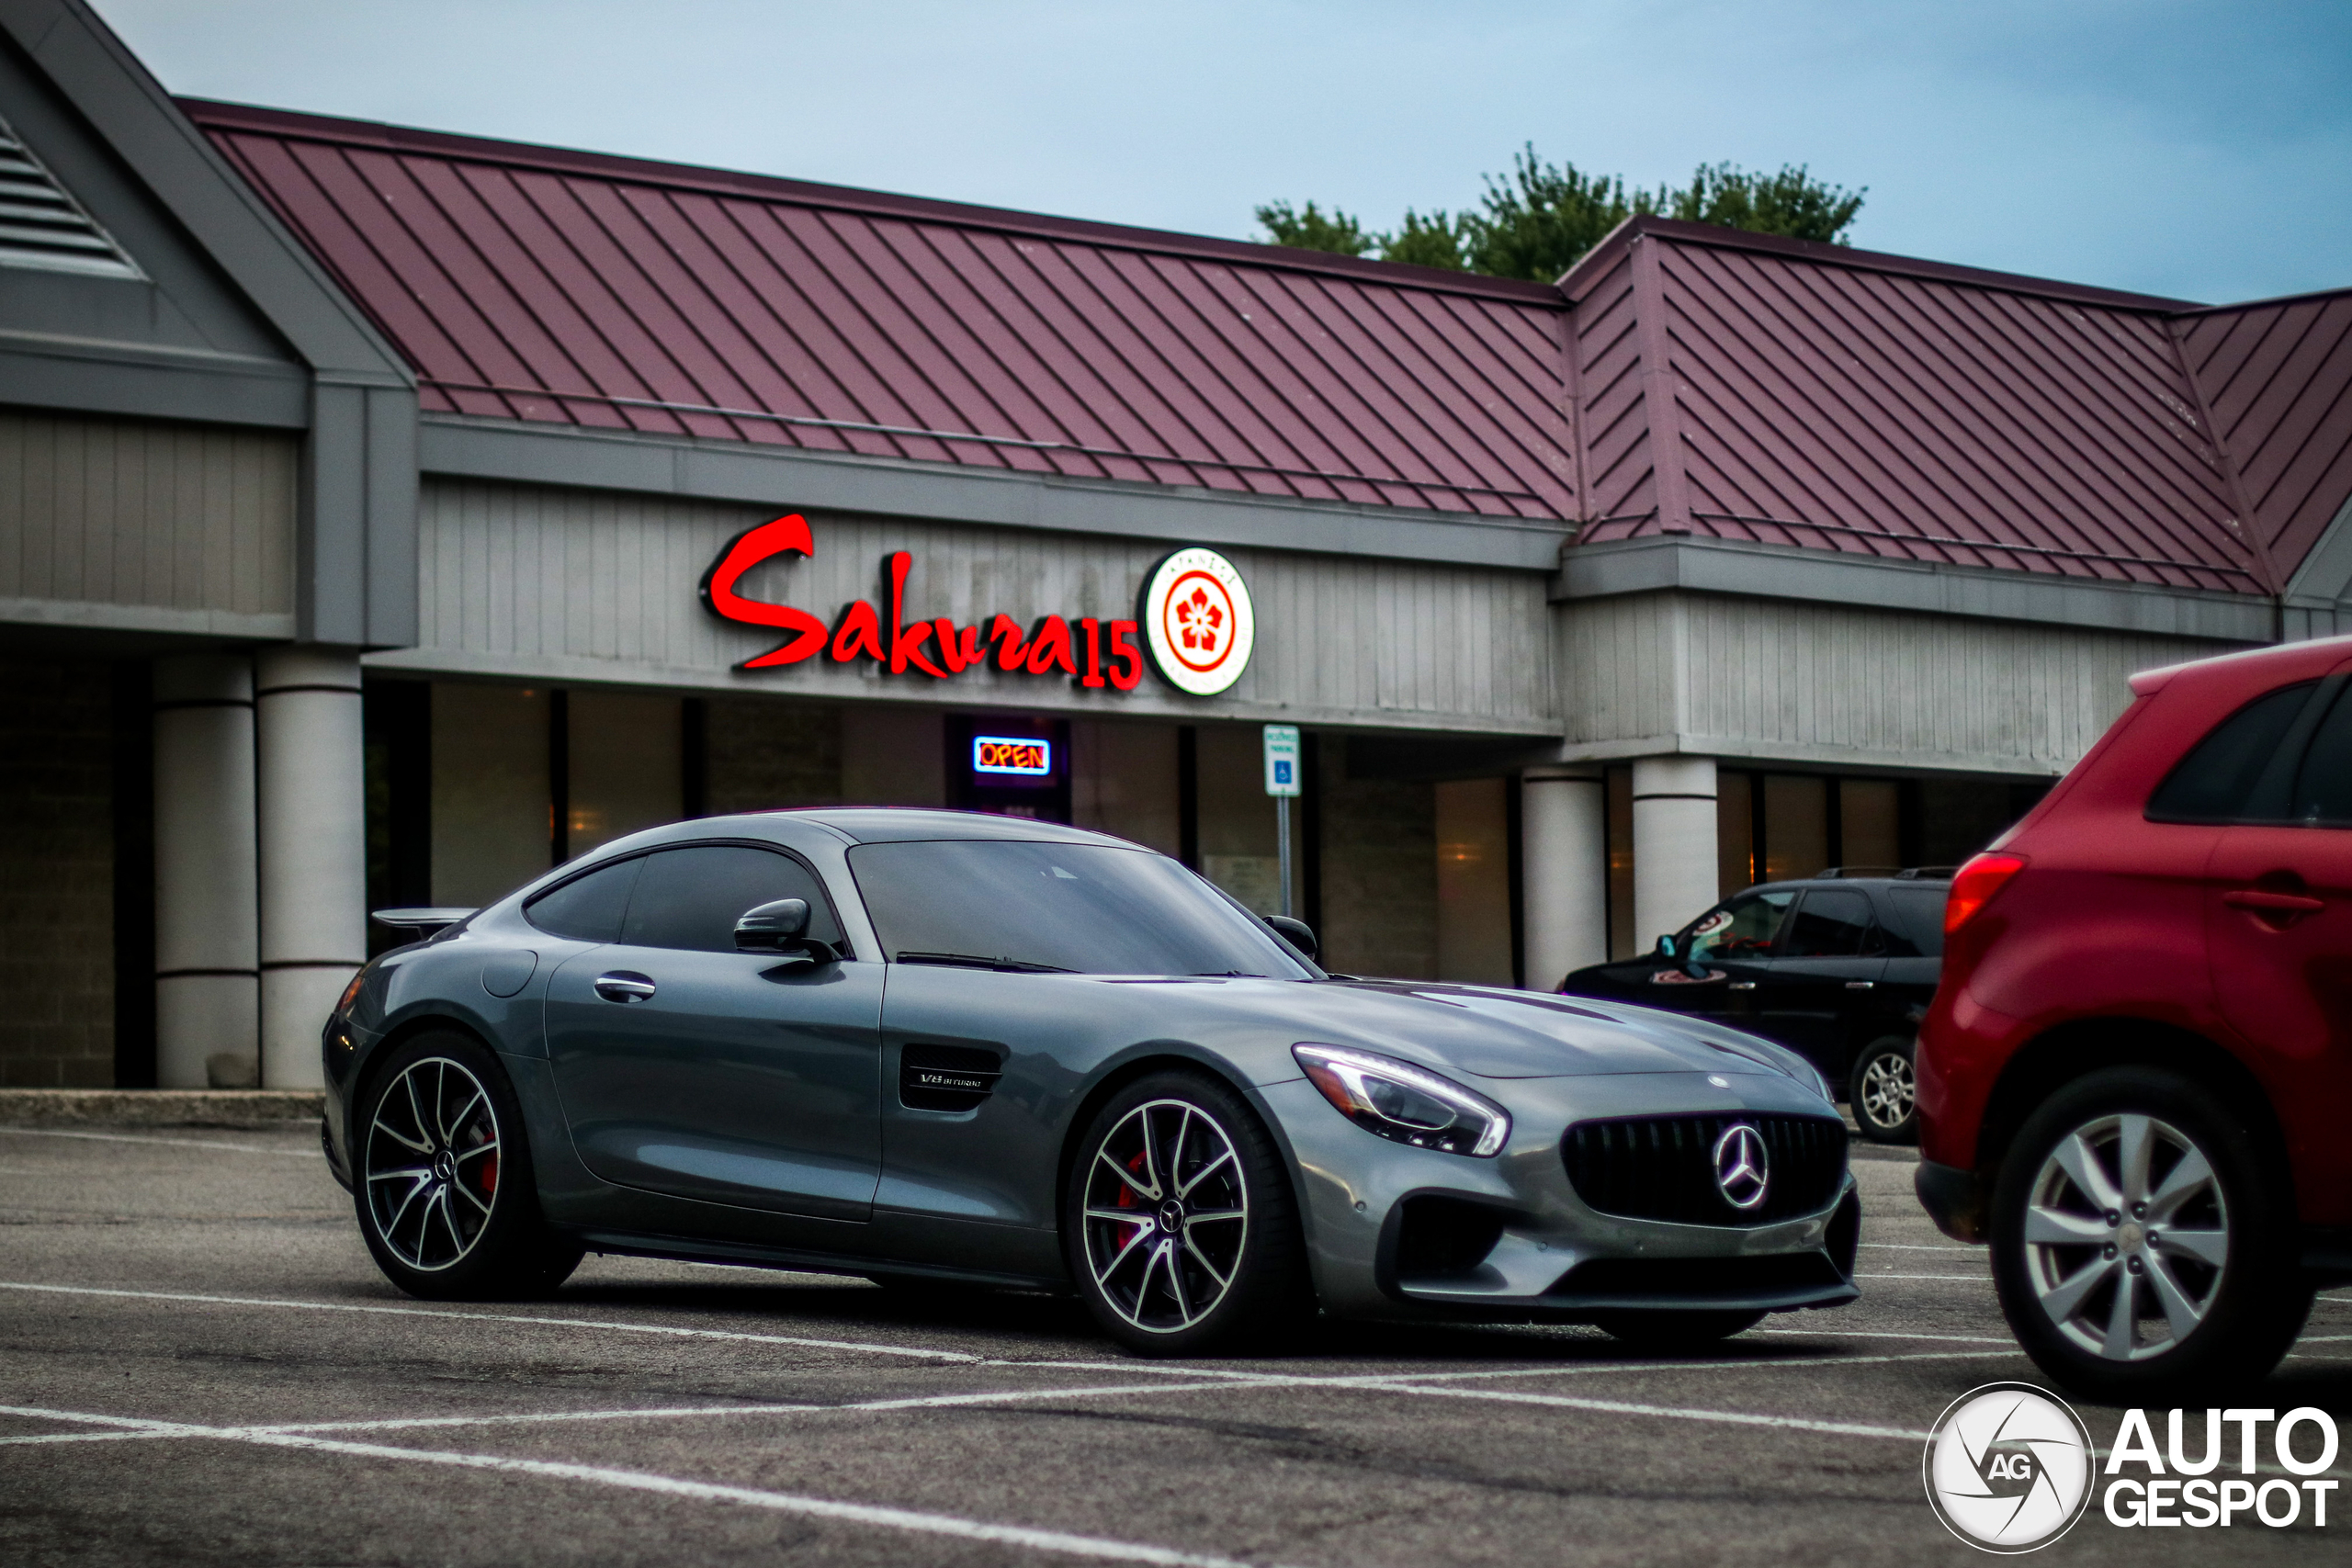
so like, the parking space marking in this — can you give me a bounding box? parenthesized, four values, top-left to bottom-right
(0, 1404, 1288, 1568)
(0, 1127, 322, 1158)
(0, 1281, 982, 1363)
(1858, 1272, 1989, 1280)
(1857, 1243, 1975, 1252)
(1345, 1349, 2017, 1384)
(1757, 1327, 2012, 1344)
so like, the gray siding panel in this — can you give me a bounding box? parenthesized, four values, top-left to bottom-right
(1557, 591, 2243, 775)
(0, 409, 296, 619)
(387, 479, 1558, 734)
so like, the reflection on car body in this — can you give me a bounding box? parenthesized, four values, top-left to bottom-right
(324, 809, 1859, 1355)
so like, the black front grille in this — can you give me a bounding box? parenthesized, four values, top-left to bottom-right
(1561, 1113, 1847, 1226)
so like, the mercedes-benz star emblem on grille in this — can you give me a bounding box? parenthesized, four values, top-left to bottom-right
(1712, 1122, 1770, 1210)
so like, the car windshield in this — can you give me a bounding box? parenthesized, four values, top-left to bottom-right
(848, 840, 1317, 978)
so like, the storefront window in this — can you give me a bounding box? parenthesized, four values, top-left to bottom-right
(1435, 778, 1512, 985)
(566, 690, 682, 860)
(430, 682, 550, 908)
(1762, 774, 1829, 882)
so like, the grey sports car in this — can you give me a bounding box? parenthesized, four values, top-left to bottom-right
(324, 809, 1860, 1355)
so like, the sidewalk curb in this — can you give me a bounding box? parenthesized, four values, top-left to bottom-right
(0, 1089, 324, 1130)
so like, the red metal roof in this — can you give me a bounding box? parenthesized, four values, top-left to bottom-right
(187, 103, 2352, 596)
(185, 100, 1574, 521)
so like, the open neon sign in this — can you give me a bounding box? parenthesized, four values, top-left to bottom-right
(972, 737, 1052, 776)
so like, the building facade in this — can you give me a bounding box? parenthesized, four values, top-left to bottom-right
(6, 0, 2350, 1089)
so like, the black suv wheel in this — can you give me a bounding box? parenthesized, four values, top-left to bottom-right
(1849, 1036, 1918, 1145)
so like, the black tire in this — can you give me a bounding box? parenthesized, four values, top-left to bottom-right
(1989, 1065, 2309, 1403)
(1591, 1309, 1766, 1348)
(1065, 1069, 1314, 1357)
(352, 1031, 582, 1301)
(1848, 1036, 1919, 1145)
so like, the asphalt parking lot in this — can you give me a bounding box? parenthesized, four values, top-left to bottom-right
(1, 1122, 2344, 1566)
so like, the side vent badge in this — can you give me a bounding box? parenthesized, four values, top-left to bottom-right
(899, 1043, 1003, 1112)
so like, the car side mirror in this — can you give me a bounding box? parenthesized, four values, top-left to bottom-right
(1266, 915, 1318, 962)
(1654, 934, 1678, 959)
(735, 898, 838, 964)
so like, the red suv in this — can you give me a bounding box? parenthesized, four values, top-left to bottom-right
(1917, 635, 2352, 1398)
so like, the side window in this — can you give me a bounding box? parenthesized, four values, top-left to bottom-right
(2290, 685, 2352, 826)
(1683, 890, 1793, 961)
(1883, 886, 1947, 958)
(1781, 889, 1876, 959)
(2147, 681, 2319, 823)
(620, 845, 844, 954)
(524, 855, 644, 942)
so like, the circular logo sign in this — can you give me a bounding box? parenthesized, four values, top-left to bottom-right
(1140, 547, 1254, 696)
(1711, 1122, 1770, 1210)
(1923, 1383, 2094, 1552)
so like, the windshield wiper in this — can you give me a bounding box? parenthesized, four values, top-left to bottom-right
(895, 951, 1073, 974)
(1186, 969, 1268, 978)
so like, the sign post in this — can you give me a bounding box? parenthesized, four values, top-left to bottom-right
(1262, 725, 1301, 918)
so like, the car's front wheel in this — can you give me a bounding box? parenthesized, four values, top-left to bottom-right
(1066, 1070, 1312, 1357)
(1849, 1036, 1918, 1145)
(1989, 1066, 2308, 1401)
(354, 1031, 582, 1301)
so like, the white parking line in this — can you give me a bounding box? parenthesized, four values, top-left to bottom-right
(1859, 1272, 1988, 1281)
(1857, 1243, 1975, 1253)
(0, 1404, 1285, 1568)
(0, 1127, 322, 1157)
(0, 1282, 981, 1363)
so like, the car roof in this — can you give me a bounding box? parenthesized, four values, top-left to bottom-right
(734, 807, 1138, 847)
(1738, 873, 1951, 897)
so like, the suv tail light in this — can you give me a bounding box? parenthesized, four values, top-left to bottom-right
(1944, 852, 2027, 934)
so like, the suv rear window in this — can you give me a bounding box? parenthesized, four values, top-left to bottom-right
(1883, 886, 1947, 957)
(2146, 681, 2318, 823)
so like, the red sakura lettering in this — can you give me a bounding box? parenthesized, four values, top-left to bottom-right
(830, 599, 884, 663)
(1107, 621, 1142, 691)
(988, 613, 1030, 671)
(1025, 615, 1076, 676)
(933, 618, 982, 673)
(1080, 617, 1106, 689)
(885, 551, 946, 677)
(698, 514, 827, 669)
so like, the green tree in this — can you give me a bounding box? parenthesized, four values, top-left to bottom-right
(1379, 209, 1465, 270)
(1662, 162, 1864, 243)
(1251, 199, 1374, 258)
(1257, 150, 1865, 280)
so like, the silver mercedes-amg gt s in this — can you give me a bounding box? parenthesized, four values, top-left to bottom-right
(323, 809, 1859, 1355)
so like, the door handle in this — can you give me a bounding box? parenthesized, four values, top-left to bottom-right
(594, 972, 657, 1003)
(2222, 889, 2324, 914)
(1845, 980, 1875, 989)
(1728, 981, 1756, 991)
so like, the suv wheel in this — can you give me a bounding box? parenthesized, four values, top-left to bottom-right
(1849, 1037, 1918, 1145)
(1066, 1070, 1313, 1357)
(1990, 1066, 2308, 1401)
(355, 1032, 582, 1301)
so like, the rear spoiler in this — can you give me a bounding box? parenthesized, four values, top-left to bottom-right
(370, 907, 477, 937)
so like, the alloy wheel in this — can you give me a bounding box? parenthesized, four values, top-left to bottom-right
(364, 1056, 503, 1272)
(1080, 1099, 1250, 1335)
(1856, 1049, 1915, 1134)
(2021, 1112, 2229, 1362)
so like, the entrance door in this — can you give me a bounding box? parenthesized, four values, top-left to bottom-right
(1753, 886, 1886, 1070)
(546, 843, 885, 1222)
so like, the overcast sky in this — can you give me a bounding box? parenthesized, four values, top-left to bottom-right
(89, 0, 2352, 305)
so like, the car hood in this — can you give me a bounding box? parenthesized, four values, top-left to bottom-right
(1107, 976, 1823, 1087)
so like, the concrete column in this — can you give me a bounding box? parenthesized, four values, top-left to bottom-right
(1519, 767, 1606, 989)
(153, 655, 258, 1089)
(1632, 755, 1719, 953)
(256, 648, 368, 1089)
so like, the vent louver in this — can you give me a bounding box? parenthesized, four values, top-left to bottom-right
(0, 115, 142, 279)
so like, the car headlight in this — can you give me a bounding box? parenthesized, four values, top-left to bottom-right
(1292, 1043, 1510, 1157)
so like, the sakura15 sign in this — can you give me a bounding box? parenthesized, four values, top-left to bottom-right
(701, 515, 1254, 697)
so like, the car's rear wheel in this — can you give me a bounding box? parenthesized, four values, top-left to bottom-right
(1592, 1310, 1766, 1348)
(1849, 1037, 1918, 1145)
(1989, 1066, 2308, 1401)
(1066, 1070, 1312, 1357)
(355, 1031, 582, 1301)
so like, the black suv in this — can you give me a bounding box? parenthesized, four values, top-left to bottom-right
(1557, 870, 1950, 1144)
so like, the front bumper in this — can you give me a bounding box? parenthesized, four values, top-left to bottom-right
(1268, 1070, 1860, 1322)
(1914, 1158, 1990, 1244)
